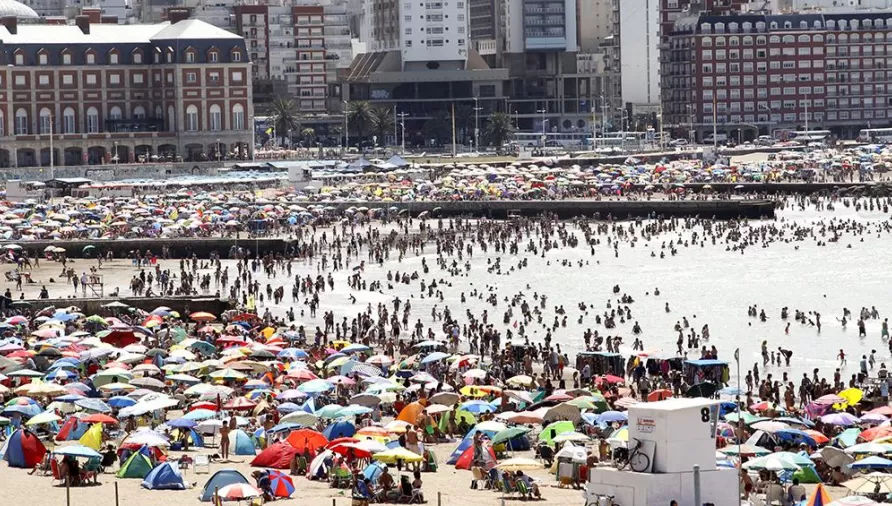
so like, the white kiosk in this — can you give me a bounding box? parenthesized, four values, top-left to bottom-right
(585, 398, 738, 506)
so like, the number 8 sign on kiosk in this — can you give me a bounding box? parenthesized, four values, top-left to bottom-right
(628, 398, 721, 474)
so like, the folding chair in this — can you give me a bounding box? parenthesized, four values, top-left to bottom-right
(194, 454, 211, 474)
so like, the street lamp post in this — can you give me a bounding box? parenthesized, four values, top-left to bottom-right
(48, 113, 54, 180)
(687, 104, 695, 144)
(473, 96, 481, 153)
(616, 108, 627, 151)
(397, 112, 409, 154)
(113, 141, 118, 165)
(216, 137, 222, 163)
(342, 100, 348, 153)
(536, 108, 547, 147)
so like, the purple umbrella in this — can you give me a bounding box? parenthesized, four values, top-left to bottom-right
(820, 412, 860, 426)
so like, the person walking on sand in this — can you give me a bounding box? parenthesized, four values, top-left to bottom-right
(220, 417, 231, 460)
(838, 349, 847, 367)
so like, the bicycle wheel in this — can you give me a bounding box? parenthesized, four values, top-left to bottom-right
(629, 452, 650, 472)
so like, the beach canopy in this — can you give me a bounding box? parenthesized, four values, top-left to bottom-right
(117, 451, 154, 479)
(229, 429, 256, 456)
(323, 421, 356, 440)
(250, 442, 298, 469)
(142, 461, 186, 490)
(806, 483, 832, 506)
(455, 442, 496, 470)
(1, 428, 47, 468)
(200, 469, 250, 502)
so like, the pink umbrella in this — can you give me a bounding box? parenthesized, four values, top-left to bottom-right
(327, 375, 356, 386)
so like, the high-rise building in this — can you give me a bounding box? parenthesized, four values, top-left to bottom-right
(661, 11, 892, 141)
(0, 13, 254, 167)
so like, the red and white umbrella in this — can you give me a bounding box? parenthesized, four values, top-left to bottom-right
(217, 483, 263, 501)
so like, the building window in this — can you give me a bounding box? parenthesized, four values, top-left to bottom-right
(63, 108, 75, 134)
(133, 52, 142, 64)
(62, 53, 71, 65)
(39, 54, 47, 65)
(0, 111, 5, 136)
(110, 53, 119, 64)
(14, 75, 24, 86)
(232, 51, 241, 62)
(86, 107, 99, 133)
(86, 53, 95, 64)
(109, 106, 122, 120)
(14, 53, 23, 65)
(39, 108, 51, 134)
(232, 71, 243, 82)
(225, 103, 244, 132)
(186, 105, 199, 131)
(133, 73, 144, 84)
(86, 74, 97, 85)
(38, 75, 49, 85)
(187, 72, 197, 83)
(110, 74, 121, 85)
(15, 109, 28, 135)
(209, 104, 221, 131)
(186, 51, 195, 63)
(62, 74, 73, 85)
(209, 72, 220, 84)
(133, 106, 145, 120)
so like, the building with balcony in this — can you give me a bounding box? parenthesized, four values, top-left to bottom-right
(0, 13, 253, 167)
(661, 11, 892, 141)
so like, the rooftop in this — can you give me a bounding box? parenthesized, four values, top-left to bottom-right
(0, 19, 240, 44)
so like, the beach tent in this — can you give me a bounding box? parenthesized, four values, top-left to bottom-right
(250, 442, 298, 469)
(117, 451, 154, 479)
(397, 401, 426, 424)
(454, 443, 497, 470)
(229, 429, 256, 456)
(323, 421, 356, 440)
(142, 461, 187, 490)
(79, 422, 104, 450)
(200, 469, 250, 502)
(791, 465, 822, 484)
(172, 428, 205, 448)
(386, 155, 409, 167)
(2, 428, 46, 468)
(445, 426, 499, 465)
(56, 417, 89, 441)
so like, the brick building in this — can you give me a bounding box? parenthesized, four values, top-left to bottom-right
(661, 12, 892, 141)
(0, 11, 253, 167)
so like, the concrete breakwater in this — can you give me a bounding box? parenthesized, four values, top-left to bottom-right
(10, 295, 232, 315)
(8, 199, 774, 258)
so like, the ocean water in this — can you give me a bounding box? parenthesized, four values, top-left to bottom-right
(253, 202, 892, 385)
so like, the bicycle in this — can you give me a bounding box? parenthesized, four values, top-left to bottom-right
(616, 438, 651, 472)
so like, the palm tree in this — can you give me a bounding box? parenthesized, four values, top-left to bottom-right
(301, 127, 316, 146)
(369, 107, 394, 147)
(347, 100, 373, 147)
(454, 105, 473, 145)
(422, 110, 451, 147)
(269, 97, 300, 146)
(484, 112, 513, 148)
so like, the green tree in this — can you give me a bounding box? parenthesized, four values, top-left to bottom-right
(483, 112, 513, 147)
(422, 110, 451, 147)
(347, 100, 373, 147)
(301, 127, 316, 146)
(269, 97, 300, 146)
(369, 107, 394, 146)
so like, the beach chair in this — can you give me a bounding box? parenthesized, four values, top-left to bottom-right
(194, 454, 211, 474)
(50, 459, 65, 487)
(515, 479, 531, 500)
(330, 466, 352, 489)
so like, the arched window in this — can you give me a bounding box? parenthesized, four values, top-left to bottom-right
(769, 35, 780, 43)
(209, 104, 221, 131)
(186, 105, 198, 131)
(39, 108, 52, 134)
(702, 36, 712, 47)
(155, 106, 163, 120)
(86, 107, 99, 133)
(15, 108, 28, 135)
(63, 107, 75, 134)
(133, 106, 146, 120)
(814, 34, 824, 42)
(852, 33, 860, 43)
(232, 104, 245, 130)
(109, 106, 122, 120)
(167, 105, 175, 131)
(782, 35, 795, 44)
(798, 35, 810, 43)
